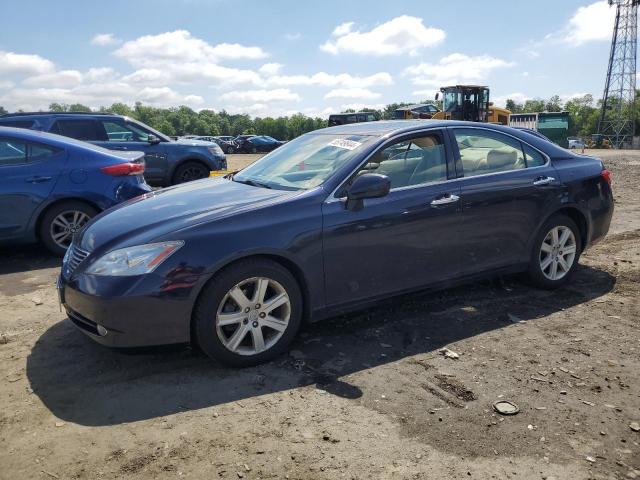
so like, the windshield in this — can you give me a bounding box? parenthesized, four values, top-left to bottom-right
(233, 133, 374, 190)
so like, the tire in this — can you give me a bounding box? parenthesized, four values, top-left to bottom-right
(39, 201, 98, 256)
(194, 259, 303, 367)
(172, 161, 209, 185)
(527, 214, 581, 289)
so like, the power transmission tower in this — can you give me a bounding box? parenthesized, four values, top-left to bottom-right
(598, 0, 638, 149)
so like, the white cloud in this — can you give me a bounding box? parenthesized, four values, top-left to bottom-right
(267, 71, 393, 88)
(91, 33, 121, 46)
(259, 63, 283, 76)
(404, 53, 514, 87)
(285, 33, 301, 40)
(492, 92, 531, 107)
(324, 88, 381, 100)
(562, 1, 615, 46)
(339, 103, 385, 112)
(219, 89, 301, 103)
(332, 22, 354, 36)
(0, 80, 13, 90)
(85, 67, 118, 82)
(23, 70, 84, 88)
(0, 50, 55, 75)
(137, 86, 204, 106)
(321, 16, 445, 55)
(114, 30, 267, 67)
(411, 89, 438, 100)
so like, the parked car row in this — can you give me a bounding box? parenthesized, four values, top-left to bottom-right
(0, 126, 151, 255)
(0, 112, 227, 186)
(185, 134, 286, 154)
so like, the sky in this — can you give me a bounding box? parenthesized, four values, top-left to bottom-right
(0, 0, 618, 118)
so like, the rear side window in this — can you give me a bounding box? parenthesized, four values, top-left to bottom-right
(453, 128, 525, 177)
(29, 143, 62, 161)
(0, 138, 27, 165)
(51, 119, 108, 141)
(523, 144, 546, 167)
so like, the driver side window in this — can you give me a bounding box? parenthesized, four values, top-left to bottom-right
(356, 133, 448, 189)
(101, 120, 149, 142)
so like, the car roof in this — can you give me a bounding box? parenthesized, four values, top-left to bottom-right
(0, 125, 134, 156)
(309, 120, 572, 156)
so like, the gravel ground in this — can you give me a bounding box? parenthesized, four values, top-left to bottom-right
(0, 150, 638, 480)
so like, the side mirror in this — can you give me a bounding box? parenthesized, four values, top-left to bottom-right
(148, 134, 161, 145)
(435, 92, 440, 101)
(345, 173, 390, 211)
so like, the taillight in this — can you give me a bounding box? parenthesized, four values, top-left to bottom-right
(601, 168, 612, 185)
(100, 162, 145, 176)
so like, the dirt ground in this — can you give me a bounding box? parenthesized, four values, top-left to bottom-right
(1, 150, 639, 480)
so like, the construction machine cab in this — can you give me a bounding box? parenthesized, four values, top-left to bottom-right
(433, 85, 510, 125)
(436, 85, 489, 122)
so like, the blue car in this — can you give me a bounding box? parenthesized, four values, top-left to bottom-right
(0, 127, 151, 256)
(58, 120, 613, 366)
(0, 112, 227, 186)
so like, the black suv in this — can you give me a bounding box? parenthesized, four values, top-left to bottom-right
(0, 112, 227, 186)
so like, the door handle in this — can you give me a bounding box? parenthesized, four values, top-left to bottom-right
(430, 193, 460, 206)
(533, 176, 555, 186)
(25, 176, 52, 183)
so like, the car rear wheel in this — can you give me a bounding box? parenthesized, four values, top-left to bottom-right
(194, 259, 302, 367)
(172, 161, 209, 184)
(40, 201, 98, 256)
(527, 214, 581, 289)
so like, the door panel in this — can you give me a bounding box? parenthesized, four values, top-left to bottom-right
(322, 182, 463, 307)
(95, 119, 168, 181)
(450, 127, 563, 274)
(321, 128, 460, 307)
(0, 140, 64, 239)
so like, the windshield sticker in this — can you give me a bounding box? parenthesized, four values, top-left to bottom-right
(328, 138, 362, 150)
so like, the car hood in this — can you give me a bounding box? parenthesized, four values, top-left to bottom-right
(174, 138, 215, 146)
(79, 178, 297, 252)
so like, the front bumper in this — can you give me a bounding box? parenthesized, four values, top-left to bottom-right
(58, 270, 198, 348)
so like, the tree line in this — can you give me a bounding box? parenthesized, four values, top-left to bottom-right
(0, 92, 636, 140)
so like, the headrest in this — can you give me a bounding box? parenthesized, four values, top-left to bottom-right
(487, 148, 516, 170)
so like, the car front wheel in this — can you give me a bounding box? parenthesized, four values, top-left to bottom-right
(527, 214, 581, 289)
(194, 259, 302, 367)
(172, 161, 209, 184)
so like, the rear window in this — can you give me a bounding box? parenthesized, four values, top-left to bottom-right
(51, 119, 108, 141)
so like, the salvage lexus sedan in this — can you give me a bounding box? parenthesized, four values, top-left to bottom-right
(58, 120, 613, 367)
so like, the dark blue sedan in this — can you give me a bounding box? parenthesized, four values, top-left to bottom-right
(0, 127, 151, 256)
(58, 120, 613, 366)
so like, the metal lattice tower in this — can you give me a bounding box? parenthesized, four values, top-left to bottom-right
(598, 0, 638, 149)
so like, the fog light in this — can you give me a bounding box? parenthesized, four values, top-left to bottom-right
(96, 325, 108, 336)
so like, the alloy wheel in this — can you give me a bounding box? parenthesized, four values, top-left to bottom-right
(215, 277, 291, 356)
(50, 210, 91, 249)
(539, 226, 577, 280)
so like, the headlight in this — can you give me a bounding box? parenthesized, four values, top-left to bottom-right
(85, 241, 184, 276)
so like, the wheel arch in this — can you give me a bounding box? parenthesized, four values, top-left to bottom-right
(170, 157, 212, 183)
(533, 206, 589, 253)
(34, 197, 102, 240)
(189, 252, 312, 345)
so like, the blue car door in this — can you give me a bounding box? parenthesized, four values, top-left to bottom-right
(321, 129, 463, 307)
(94, 118, 168, 182)
(0, 137, 63, 240)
